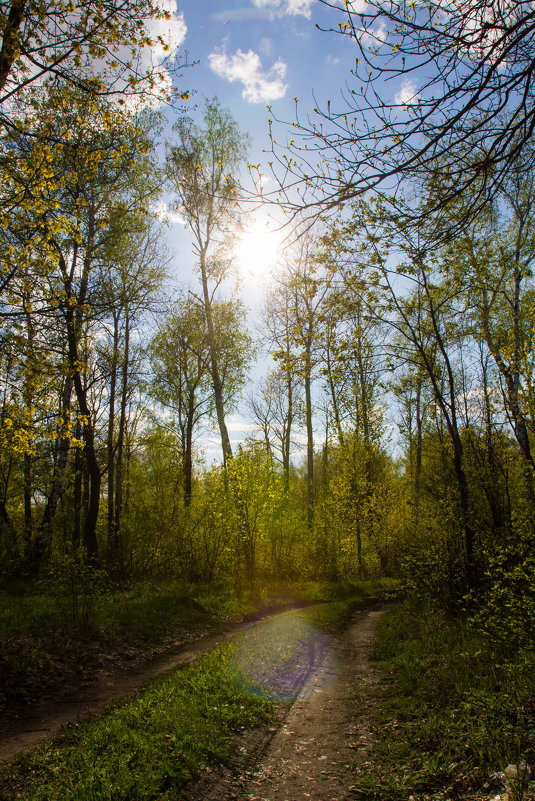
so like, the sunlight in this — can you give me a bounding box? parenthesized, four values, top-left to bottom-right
(234, 215, 284, 277)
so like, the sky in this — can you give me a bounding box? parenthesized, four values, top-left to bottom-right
(156, 0, 361, 463)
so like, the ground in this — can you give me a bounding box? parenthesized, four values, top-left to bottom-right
(186, 609, 383, 801)
(0, 603, 384, 801)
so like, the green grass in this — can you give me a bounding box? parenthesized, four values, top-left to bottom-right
(1, 645, 273, 801)
(286, 577, 401, 604)
(0, 577, 396, 718)
(0, 577, 400, 640)
(0, 582, 206, 641)
(350, 603, 535, 801)
(0, 599, 358, 801)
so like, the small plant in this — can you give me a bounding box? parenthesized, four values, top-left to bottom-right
(351, 603, 535, 801)
(45, 550, 106, 629)
(504, 762, 532, 801)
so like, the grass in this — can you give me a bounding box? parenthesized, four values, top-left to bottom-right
(350, 602, 535, 801)
(0, 597, 358, 801)
(1, 645, 274, 801)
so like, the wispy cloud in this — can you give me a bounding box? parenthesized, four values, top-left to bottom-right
(147, 0, 187, 63)
(251, 0, 315, 19)
(395, 79, 420, 107)
(208, 48, 287, 103)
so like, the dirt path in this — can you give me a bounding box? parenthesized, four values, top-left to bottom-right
(189, 607, 384, 801)
(0, 604, 320, 766)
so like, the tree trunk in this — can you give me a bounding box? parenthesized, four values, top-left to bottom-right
(304, 338, 314, 533)
(73, 420, 82, 549)
(113, 313, 130, 569)
(107, 313, 119, 552)
(282, 348, 293, 494)
(23, 452, 32, 550)
(0, 0, 27, 95)
(199, 250, 232, 464)
(184, 387, 195, 507)
(31, 375, 73, 569)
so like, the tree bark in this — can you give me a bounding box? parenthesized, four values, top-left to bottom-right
(113, 312, 130, 568)
(0, 0, 27, 95)
(107, 312, 119, 552)
(30, 375, 73, 569)
(199, 249, 233, 465)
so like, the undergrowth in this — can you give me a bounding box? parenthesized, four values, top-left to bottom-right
(1, 645, 273, 801)
(351, 603, 535, 801)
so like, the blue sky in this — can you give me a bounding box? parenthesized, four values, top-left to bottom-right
(162, 0, 361, 291)
(175, 1, 354, 161)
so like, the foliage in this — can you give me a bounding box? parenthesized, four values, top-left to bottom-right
(44, 549, 106, 628)
(266, 0, 535, 227)
(468, 538, 535, 652)
(1, 645, 273, 801)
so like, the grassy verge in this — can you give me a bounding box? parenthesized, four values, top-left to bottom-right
(0, 598, 358, 800)
(1, 645, 274, 801)
(351, 603, 535, 800)
(0, 582, 217, 711)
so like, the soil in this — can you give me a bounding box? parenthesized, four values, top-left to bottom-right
(186, 607, 384, 801)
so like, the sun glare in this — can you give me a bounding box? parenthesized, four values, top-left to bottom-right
(234, 216, 284, 277)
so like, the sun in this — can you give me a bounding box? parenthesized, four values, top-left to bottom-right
(234, 215, 284, 277)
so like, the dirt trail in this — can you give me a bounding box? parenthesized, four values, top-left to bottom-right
(0, 605, 319, 765)
(190, 608, 384, 801)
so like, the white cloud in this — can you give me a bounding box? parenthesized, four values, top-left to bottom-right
(133, 0, 186, 105)
(208, 48, 287, 103)
(226, 416, 258, 433)
(259, 37, 273, 56)
(252, 0, 315, 18)
(395, 79, 420, 107)
(146, 0, 187, 63)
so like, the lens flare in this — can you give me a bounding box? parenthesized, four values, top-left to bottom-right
(229, 612, 335, 701)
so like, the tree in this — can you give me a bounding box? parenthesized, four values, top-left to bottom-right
(263, 281, 304, 492)
(329, 198, 479, 589)
(247, 369, 303, 489)
(166, 101, 250, 465)
(442, 159, 535, 513)
(266, 1, 535, 226)
(0, 0, 184, 117)
(98, 222, 166, 569)
(276, 235, 331, 532)
(316, 245, 386, 576)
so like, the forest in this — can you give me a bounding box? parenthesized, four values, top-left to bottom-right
(1, 1, 535, 799)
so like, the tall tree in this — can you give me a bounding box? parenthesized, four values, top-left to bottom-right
(264, 283, 303, 492)
(149, 293, 213, 508)
(276, 235, 331, 531)
(99, 223, 166, 567)
(9, 86, 162, 566)
(166, 101, 250, 465)
(443, 160, 535, 512)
